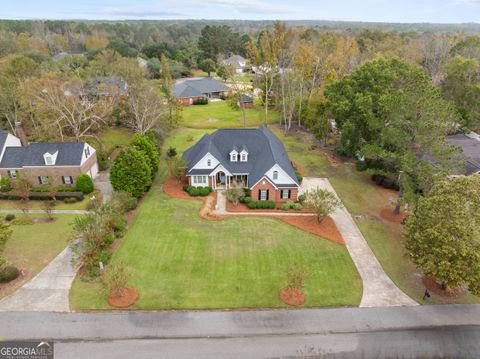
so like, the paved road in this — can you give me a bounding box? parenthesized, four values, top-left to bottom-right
(0, 245, 78, 312)
(1, 305, 479, 358)
(300, 177, 417, 308)
(55, 327, 480, 359)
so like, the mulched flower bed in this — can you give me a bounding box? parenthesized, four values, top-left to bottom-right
(108, 287, 139, 308)
(380, 208, 407, 224)
(277, 216, 344, 245)
(226, 201, 314, 213)
(422, 277, 465, 297)
(291, 161, 305, 176)
(279, 287, 306, 306)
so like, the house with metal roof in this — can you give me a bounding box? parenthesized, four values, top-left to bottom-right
(183, 126, 300, 202)
(0, 128, 98, 187)
(173, 77, 229, 106)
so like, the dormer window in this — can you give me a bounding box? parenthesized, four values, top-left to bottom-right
(43, 151, 58, 166)
(273, 171, 278, 180)
(241, 154, 246, 161)
(230, 149, 238, 162)
(240, 150, 248, 162)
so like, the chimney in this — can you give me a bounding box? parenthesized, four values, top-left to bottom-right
(15, 122, 28, 147)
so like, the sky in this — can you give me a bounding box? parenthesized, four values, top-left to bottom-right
(1, 0, 480, 23)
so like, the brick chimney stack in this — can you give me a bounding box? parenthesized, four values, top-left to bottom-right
(15, 121, 28, 147)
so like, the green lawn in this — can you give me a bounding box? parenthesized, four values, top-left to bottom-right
(0, 196, 93, 211)
(180, 101, 278, 129)
(86, 127, 132, 153)
(1, 214, 77, 299)
(70, 188, 361, 310)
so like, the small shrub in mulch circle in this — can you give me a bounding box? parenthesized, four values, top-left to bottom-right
(108, 287, 139, 308)
(279, 266, 308, 306)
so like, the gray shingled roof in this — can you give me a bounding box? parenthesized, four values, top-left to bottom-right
(0, 131, 8, 155)
(0, 142, 86, 168)
(173, 77, 228, 99)
(447, 133, 480, 175)
(223, 55, 246, 68)
(183, 126, 299, 188)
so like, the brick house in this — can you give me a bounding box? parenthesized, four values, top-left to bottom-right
(183, 126, 300, 202)
(0, 129, 98, 187)
(173, 77, 229, 106)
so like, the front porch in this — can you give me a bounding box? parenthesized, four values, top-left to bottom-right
(212, 172, 248, 190)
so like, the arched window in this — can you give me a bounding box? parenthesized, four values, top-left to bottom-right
(273, 171, 278, 180)
(207, 159, 211, 167)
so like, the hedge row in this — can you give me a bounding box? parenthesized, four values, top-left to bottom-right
(183, 185, 213, 197)
(0, 191, 84, 201)
(247, 200, 276, 209)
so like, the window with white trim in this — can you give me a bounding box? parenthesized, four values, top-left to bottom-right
(63, 176, 73, 185)
(45, 156, 53, 165)
(193, 175, 207, 184)
(8, 170, 17, 178)
(241, 153, 247, 161)
(38, 176, 49, 185)
(273, 171, 278, 180)
(207, 159, 211, 167)
(231, 153, 237, 162)
(259, 190, 267, 201)
(281, 189, 290, 199)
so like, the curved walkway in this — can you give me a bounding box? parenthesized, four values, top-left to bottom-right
(0, 245, 78, 312)
(300, 177, 417, 307)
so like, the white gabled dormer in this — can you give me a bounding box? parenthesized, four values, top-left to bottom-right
(191, 152, 220, 170)
(43, 151, 58, 166)
(230, 149, 238, 162)
(240, 148, 248, 162)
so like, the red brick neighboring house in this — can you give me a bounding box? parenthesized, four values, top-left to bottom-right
(183, 126, 300, 202)
(0, 129, 98, 187)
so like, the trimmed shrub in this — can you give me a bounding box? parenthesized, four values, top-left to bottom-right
(247, 201, 257, 209)
(76, 174, 94, 194)
(294, 168, 303, 184)
(193, 97, 208, 105)
(0, 177, 12, 192)
(281, 203, 290, 211)
(292, 203, 303, 210)
(131, 134, 160, 176)
(64, 197, 78, 204)
(4, 214, 15, 222)
(110, 147, 152, 198)
(243, 196, 251, 204)
(166, 147, 177, 158)
(0, 266, 20, 283)
(184, 186, 212, 197)
(298, 194, 306, 204)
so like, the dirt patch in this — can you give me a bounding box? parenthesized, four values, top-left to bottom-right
(108, 287, 139, 308)
(291, 161, 305, 176)
(277, 216, 344, 245)
(422, 277, 465, 298)
(207, 118, 219, 122)
(279, 287, 306, 306)
(380, 208, 407, 224)
(33, 217, 56, 224)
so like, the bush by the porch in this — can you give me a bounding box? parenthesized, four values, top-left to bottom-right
(183, 185, 213, 197)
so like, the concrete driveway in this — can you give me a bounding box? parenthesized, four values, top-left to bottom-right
(300, 177, 417, 307)
(0, 245, 78, 312)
